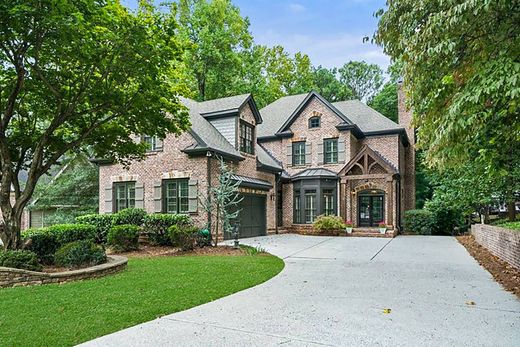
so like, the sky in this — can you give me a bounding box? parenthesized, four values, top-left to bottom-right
(121, 0, 390, 70)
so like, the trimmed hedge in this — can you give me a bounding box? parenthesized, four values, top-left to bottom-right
(75, 214, 115, 243)
(112, 208, 147, 226)
(54, 240, 106, 269)
(403, 209, 434, 235)
(313, 215, 346, 232)
(107, 224, 140, 252)
(22, 224, 96, 264)
(143, 214, 192, 246)
(0, 250, 42, 271)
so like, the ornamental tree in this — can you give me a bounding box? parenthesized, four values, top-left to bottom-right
(0, 0, 190, 249)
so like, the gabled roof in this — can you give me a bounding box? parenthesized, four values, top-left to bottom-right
(256, 144, 283, 172)
(257, 90, 407, 143)
(339, 145, 398, 176)
(197, 94, 262, 123)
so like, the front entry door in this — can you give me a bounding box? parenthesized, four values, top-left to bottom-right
(358, 194, 384, 227)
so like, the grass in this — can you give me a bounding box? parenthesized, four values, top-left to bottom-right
(491, 218, 520, 231)
(0, 254, 284, 346)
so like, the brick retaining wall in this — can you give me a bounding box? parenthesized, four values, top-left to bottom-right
(0, 255, 128, 288)
(471, 224, 520, 269)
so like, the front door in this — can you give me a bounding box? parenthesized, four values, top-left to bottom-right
(358, 194, 384, 227)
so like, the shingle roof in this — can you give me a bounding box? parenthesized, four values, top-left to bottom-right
(332, 100, 403, 133)
(257, 91, 404, 137)
(257, 93, 308, 137)
(197, 94, 251, 115)
(230, 174, 273, 190)
(180, 97, 243, 159)
(256, 144, 283, 171)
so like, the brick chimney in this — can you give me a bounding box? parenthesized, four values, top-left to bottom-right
(398, 81, 416, 211)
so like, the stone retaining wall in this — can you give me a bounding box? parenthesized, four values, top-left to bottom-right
(471, 224, 520, 269)
(0, 255, 128, 288)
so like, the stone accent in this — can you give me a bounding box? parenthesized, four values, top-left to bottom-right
(0, 255, 128, 288)
(471, 224, 520, 269)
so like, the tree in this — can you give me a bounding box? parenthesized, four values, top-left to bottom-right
(200, 156, 242, 245)
(338, 61, 383, 102)
(312, 66, 353, 102)
(177, 0, 252, 101)
(375, 0, 520, 220)
(0, 0, 190, 249)
(369, 82, 398, 122)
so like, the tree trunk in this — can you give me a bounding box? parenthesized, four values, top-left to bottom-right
(0, 212, 22, 250)
(507, 200, 516, 222)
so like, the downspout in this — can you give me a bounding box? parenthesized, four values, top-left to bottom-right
(275, 172, 281, 234)
(206, 151, 212, 231)
(396, 175, 401, 232)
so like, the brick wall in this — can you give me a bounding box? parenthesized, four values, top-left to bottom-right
(472, 224, 520, 269)
(398, 83, 416, 211)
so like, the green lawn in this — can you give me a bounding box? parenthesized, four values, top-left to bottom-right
(0, 254, 284, 346)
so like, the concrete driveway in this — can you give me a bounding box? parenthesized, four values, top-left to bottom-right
(82, 235, 520, 346)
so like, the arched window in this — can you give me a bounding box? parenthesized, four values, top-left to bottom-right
(308, 116, 321, 128)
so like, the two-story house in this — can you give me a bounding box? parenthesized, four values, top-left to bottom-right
(97, 85, 414, 238)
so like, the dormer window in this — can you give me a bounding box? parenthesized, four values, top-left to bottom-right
(309, 116, 321, 128)
(239, 120, 254, 154)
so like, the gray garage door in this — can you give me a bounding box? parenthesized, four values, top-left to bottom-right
(226, 194, 266, 239)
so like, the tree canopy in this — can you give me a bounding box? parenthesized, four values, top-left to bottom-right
(0, 0, 189, 248)
(339, 60, 383, 102)
(376, 0, 520, 219)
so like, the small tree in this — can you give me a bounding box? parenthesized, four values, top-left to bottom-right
(200, 156, 242, 246)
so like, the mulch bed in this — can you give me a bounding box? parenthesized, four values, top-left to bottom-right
(457, 235, 520, 299)
(110, 244, 248, 258)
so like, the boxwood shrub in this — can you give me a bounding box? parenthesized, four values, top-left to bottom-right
(143, 214, 192, 246)
(168, 224, 200, 251)
(76, 214, 115, 243)
(107, 224, 140, 252)
(0, 249, 42, 271)
(54, 240, 106, 268)
(403, 209, 434, 235)
(47, 224, 97, 245)
(22, 227, 59, 264)
(112, 208, 147, 226)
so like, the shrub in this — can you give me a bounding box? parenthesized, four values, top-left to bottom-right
(54, 240, 106, 268)
(313, 215, 346, 232)
(143, 214, 192, 246)
(76, 214, 115, 243)
(47, 224, 97, 245)
(22, 227, 59, 264)
(168, 225, 200, 251)
(424, 199, 466, 235)
(107, 224, 140, 252)
(403, 209, 434, 235)
(0, 250, 42, 271)
(113, 208, 147, 226)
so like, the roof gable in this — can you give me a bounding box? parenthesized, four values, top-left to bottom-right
(339, 145, 398, 176)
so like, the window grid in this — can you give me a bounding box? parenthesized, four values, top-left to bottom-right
(324, 138, 338, 164)
(292, 141, 306, 166)
(309, 116, 321, 128)
(164, 179, 189, 214)
(294, 192, 301, 223)
(240, 121, 254, 154)
(114, 182, 136, 212)
(323, 189, 335, 215)
(305, 190, 317, 223)
(143, 135, 159, 152)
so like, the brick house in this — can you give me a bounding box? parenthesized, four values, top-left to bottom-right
(97, 86, 414, 238)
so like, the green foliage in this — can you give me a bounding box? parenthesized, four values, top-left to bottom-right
(54, 241, 106, 269)
(113, 208, 147, 227)
(313, 215, 346, 232)
(76, 214, 116, 244)
(0, 0, 190, 249)
(375, 0, 520, 221)
(312, 66, 354, 102)
(107, 225, 140, 252)
(178, 0, 252, 100)
(143, 214, 193, 246)
(168, 225, 200, 251)
(493, 221, 520, 231)
(240, 245, 266, 256)
(47, 224, 97, 245)
(424, 199, 466, 235)
(369, 82, 398, 122)
(403, 210, 434, 235)
(0, 250, 42, 271)
(21, 228, 59, 264)
(339, 61, 383, 102)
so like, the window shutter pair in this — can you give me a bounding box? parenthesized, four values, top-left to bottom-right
(104, 182, 144, 213)
(153, 179, 198, 213)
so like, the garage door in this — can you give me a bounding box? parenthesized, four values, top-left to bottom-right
(226, 194, 266, 239)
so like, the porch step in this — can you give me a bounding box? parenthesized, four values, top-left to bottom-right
(350, 228, 396, 238)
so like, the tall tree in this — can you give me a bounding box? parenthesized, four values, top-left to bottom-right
(375, 0, 520, 220)
(178, 0, 252, 101)
(369, 82, 398, 122)
(312, 66, 353, 102)
(338, 60, 383, 102)
(0, 0, 189, 249)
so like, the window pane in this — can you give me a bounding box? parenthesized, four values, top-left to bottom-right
(293, 142, 306, 165)
(305, 190, 316, 223)
(294, 192, 301, 223)
(323, 189, 335, 215)
(324, 139, 338, 164)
